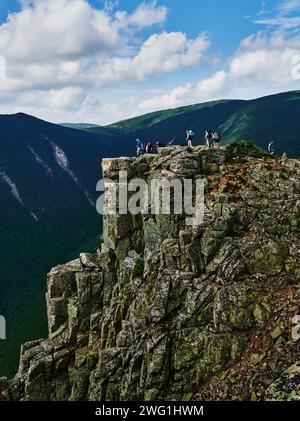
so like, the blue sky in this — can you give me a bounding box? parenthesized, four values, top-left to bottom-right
(0, 1, 269, 59)
(0, 0, 299, 124)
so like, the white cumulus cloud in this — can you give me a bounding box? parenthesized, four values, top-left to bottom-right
(0, 0, 210, 119)
(196, 71, 228, 98)
(93, 32, 210, 86)
(138, 83, 193, 111)
(116, 1, 168, 29)
(0, 0, 122, 63)
(229, 31, 300, 84)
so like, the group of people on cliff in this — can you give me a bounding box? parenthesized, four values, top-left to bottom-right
(136, 129, 222, 156)
(136, 132, 279, 158)
(136, 139, 168, 156)
(186, 129, 221, 149)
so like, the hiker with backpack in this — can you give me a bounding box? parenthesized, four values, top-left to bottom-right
(205, 130, 212, 148)
(186, 129, 195, 147)
(213, 131, 221, 149)
(136, 139, 144, 156)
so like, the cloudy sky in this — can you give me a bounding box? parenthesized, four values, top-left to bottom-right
(0, 0, 299, 124)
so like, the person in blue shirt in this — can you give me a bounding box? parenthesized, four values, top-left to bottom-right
(136, 139, 144, 156)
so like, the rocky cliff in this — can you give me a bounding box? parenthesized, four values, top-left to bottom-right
(2, 145, 300, 401)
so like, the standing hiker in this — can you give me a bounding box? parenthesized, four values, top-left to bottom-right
(213, 131, 221, 149)
(145, 142, 153, 154)
(268, 141, 275, 155)
(186, 129, 195, 147)
(205, 130, 212, 148)
(136, 139, 144, 156)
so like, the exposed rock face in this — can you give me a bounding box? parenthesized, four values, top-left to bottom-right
(3, 146, 300, 401)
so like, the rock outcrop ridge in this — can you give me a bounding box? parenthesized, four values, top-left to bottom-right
(2, 145, 300, 401)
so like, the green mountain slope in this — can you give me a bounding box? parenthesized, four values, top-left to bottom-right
(107, 100, 238, 132)
(101, 91, 300, 156)
(60, 123, 101, 130)
(0, 113, 132, 377)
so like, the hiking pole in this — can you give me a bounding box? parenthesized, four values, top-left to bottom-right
(168, 137, 176, 146)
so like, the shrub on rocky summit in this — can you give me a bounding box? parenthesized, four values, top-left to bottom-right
(226, 140, 269, 160)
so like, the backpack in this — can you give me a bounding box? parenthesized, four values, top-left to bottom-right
(189, 130, 195, 138)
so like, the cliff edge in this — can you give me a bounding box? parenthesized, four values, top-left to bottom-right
(2, 145, 300, 401)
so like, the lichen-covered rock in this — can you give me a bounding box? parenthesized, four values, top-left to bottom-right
(5, 146, 300, 401)
(265, 363, 300, 401)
